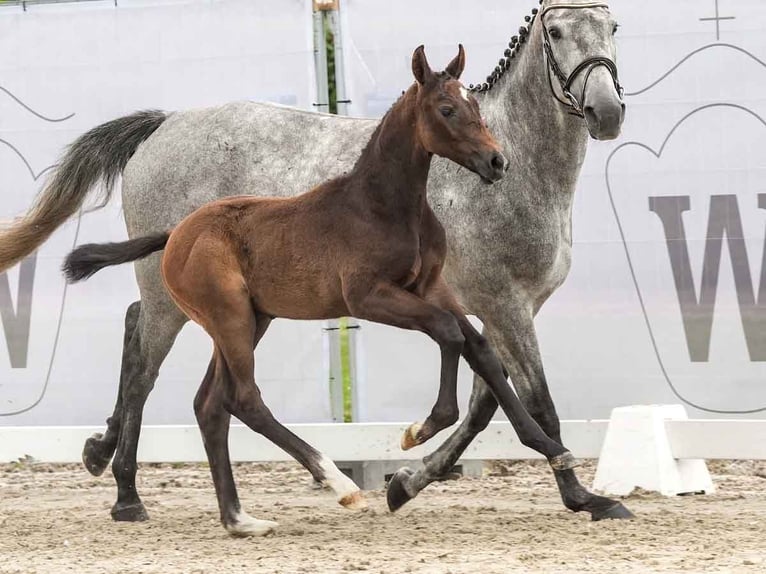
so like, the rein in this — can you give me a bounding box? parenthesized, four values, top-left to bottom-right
(540, 2, 623, 117)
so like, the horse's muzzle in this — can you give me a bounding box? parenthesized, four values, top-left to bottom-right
(584, 96, 625, 141)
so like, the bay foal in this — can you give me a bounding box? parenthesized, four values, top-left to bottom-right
(64, 46, 576, 536)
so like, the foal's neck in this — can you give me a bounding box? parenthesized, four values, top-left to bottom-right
(350, 85, 431, 221)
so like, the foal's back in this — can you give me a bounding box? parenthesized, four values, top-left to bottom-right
(160, 167, 428, 324)
(162, 185, 341, 320)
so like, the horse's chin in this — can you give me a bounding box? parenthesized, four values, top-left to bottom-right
(586, 121, 622, 141)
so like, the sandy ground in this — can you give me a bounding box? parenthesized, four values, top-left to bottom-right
(0, 459, 764, 574)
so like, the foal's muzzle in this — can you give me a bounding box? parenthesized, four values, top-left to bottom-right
(475, 150, 508, 184)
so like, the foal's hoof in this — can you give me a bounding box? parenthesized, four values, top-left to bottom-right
(82, 433, 113, 477)
(549, 451, 580, 471)
(225, 512, 278, 538)
(386, 467, 416, 512)
(339, 491, 368, 511)
(111, 502, 149, 522)
(400, 423, 422, 451)
(591, 501, 635, 521)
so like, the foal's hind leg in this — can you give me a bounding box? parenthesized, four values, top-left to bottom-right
(83, 300, 141, 476)
(194, 285, 365, 531)
(195, 350, 277, 537)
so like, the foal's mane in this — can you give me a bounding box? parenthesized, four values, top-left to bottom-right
(350, 85, 414, 172)
(470, 2, 541, 94)
(350, 72, 453, 173)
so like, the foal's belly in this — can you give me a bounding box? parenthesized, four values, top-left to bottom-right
(248, 272, 350, 321)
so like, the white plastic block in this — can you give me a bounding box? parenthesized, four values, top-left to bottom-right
(592, 405, 715, 496)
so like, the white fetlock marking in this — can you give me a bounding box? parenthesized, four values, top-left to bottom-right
(319, 455, 360, 500)
(226, 511, 278, 538)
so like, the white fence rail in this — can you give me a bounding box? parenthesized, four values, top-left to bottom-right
(2, 420, 765, 464)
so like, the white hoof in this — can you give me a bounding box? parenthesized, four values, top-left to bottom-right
(401, 423, 422, 450)
(318, 455, 362, 501)
(225, 512, 278, 538)
(339, 490, 368, 511)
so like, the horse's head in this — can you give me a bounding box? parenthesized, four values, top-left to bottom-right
(411, 45, 507, 184)
(540, 0, 624, 140)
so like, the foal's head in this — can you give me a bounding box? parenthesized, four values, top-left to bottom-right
(411, 45, 507, 184)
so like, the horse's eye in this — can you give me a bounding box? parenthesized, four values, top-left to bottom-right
(440, 107, 455, 118)
(548, 26, 562, 40)
(612, 23, 620, 35)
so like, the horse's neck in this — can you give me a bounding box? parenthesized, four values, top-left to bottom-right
(479, 20, 589, 204)
(349, 87, 431, 220)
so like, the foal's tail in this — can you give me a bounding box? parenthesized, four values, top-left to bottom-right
(63, 231, 170, 283)
(0, 110, 168, 273)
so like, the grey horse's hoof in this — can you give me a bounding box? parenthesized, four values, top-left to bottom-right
(386, 467, 416, 512)
(111, 502, 149, 522)
(549, 451, 579, 471)
(591, 501, 635, 521)
(82, 433, 113, 477)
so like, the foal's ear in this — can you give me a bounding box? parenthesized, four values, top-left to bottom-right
(445, 44, 466, 79)
(412, 45, 434, 85)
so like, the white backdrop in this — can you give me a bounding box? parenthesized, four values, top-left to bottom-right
(341, 0, 766, 420)
(0, 0, 329, 426)
(2, 0, 765, 429)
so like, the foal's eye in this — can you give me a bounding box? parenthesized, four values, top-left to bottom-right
(612, 23, 620, 35)
(548, 26, 562, 40)
(440, 107, 455, 118)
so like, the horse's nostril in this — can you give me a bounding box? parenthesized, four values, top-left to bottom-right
(583, 105, 600, 128)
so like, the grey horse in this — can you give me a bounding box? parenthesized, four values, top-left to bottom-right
(0, 0, 631, 524)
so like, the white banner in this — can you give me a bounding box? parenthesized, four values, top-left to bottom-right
(0, 0, 329, 426)
(341, 0, 766, 420)
(2, 0, 765, 430)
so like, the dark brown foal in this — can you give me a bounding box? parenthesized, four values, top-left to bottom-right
(64, 45, 576, 536)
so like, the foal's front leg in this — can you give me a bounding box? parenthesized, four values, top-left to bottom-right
(425, 280, 576, 467)
(345, 281, 465, 448)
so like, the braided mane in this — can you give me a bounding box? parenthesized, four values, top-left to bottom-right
(469, 1, 542, 93)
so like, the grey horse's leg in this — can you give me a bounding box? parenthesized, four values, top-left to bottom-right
(387, 368, 498, 511)
(389, 309, 633, 521)
(82, 300, 141, 476)
(110, 297, 187, 521)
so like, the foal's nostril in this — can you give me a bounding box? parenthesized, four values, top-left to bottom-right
(490, 152, 506, 173)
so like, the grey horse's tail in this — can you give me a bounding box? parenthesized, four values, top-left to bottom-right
(63, 231, 171, 283)
(0, 109, 167, 273)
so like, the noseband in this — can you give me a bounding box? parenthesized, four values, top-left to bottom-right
(540, 2, 623, 118)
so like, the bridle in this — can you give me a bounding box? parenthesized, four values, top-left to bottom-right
(540, 2, 623, 118)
